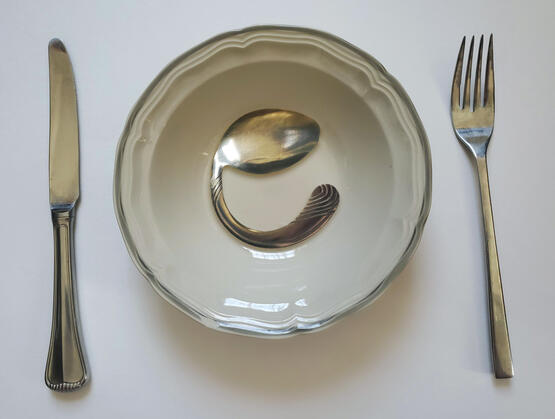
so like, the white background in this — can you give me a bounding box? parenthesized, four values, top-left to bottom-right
(1, 0, 554, 417)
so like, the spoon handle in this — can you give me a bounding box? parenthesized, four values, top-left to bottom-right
(210, 175, 339, 249)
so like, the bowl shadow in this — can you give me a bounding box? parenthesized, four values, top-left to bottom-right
(151, 259, 420, 395)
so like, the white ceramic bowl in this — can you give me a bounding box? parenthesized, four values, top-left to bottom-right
(114, 26, 431, 337)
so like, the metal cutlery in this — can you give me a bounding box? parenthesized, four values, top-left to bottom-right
(450, 35, 514, 378)
(45, 38, 88, 391)
(210, 109, 339, 248)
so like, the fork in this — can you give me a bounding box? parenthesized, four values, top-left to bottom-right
(451, 35, 514, 378)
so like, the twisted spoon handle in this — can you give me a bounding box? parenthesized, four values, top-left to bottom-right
(211, 175, 339, 249)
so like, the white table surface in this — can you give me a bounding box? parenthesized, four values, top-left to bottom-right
(2, 0, 554, 417)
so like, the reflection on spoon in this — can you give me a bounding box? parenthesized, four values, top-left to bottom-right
(210, 109, 339, 248)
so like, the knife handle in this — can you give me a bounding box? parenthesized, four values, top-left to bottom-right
(45, 207, 88, 391)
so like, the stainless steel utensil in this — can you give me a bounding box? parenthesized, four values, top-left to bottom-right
(451, 35, 513, 378)
(45, 38, 88, 391)
(210, 109, 339, 248)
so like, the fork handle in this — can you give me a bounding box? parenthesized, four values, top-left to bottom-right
(45, 207, 88, 391)
(476, 156, 514, 378)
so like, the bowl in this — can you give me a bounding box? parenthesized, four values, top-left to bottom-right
(114, 26, 431, 337)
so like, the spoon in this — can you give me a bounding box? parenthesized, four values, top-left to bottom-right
(210, 109, 339, 248)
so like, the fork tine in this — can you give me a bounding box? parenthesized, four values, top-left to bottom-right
(463, 36, 474, 109)
(474, 35, 484, 108)
(484, 34, 495, 108)
(451, 36, 466, 110)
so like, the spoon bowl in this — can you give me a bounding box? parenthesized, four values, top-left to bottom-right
(213, 109, 320, 176)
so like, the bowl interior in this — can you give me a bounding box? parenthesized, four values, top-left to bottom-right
(116, 27, 430, 335)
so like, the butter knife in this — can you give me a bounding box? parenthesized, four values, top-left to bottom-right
(45, 39, 88, 391)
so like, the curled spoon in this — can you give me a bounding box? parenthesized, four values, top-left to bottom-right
(210, 109, 339, 248)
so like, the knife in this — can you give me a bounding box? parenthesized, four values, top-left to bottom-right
(45, 39, 88, 392)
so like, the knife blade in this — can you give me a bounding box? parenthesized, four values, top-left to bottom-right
(45, 38, 88, 392)
(49, 38, 79, 208)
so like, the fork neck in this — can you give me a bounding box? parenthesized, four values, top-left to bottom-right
(473, 144, 487, 158)
(463, 137, 489, 158)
